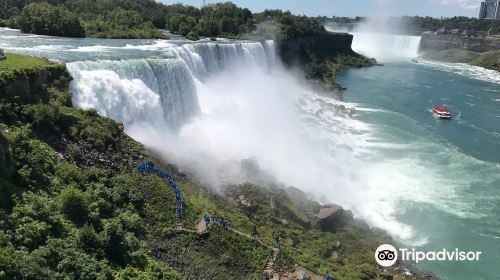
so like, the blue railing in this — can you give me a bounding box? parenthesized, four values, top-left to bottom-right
(137, 161, 183, 223)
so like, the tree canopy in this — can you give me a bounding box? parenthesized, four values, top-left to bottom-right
(164, 2, 255, 39)
(2, 0, 167, 38)
(17, 3, 85, 37)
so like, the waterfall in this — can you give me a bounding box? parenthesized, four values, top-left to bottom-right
(350, 32, 422, 61)
(324, 19, 422, 61)
(67, 40, 277, 129)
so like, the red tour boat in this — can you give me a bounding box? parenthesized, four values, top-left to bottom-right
(432, 106, 452, 119)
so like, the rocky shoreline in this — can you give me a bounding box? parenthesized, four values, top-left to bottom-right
(420, 33, 500, 53)
(419, 33, 500, 72)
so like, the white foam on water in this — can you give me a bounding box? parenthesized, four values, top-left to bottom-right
(0, 27, 21, 36)
(419, 59, 500, 84)
(123, 40, 177, 51)
(69, 45, 115, 52)
(6, 44, 73, 52)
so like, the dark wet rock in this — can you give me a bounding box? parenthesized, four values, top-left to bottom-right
(0, 48, 6, 61)
(312, 204, 353, 232)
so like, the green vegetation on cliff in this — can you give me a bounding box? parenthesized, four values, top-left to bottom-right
(0, 54, 181, 279)
(272, 13, 376, 90)
(472, 50, 500, 71)
(0, 54, 421, 280)
(0, 53, 65, 86)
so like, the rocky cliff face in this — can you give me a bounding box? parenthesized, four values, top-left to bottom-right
(420, 33, 500, 53)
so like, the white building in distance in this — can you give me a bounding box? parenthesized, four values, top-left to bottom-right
(479, 0, 500, 19)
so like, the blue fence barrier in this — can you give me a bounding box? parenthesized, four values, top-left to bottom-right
(138, 161, 183, 223)
(203, 214, 232, 230)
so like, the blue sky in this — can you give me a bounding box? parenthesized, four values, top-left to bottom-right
(159, 0, 484, 17)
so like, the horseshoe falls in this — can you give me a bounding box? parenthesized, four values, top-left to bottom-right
(324, 23, 422, 61)
(3, 35, 500, 280)
(351, 32, 422, 61)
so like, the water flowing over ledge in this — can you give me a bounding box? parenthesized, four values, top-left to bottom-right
(66, 41, 277, 128)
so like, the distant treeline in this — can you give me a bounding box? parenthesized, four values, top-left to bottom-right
(0, 1, 333, 40)
(164, 3, 254, 40)
(0, 1, 259, 39)
(403, 16, 500, 34)
(317, 16, 500, 34)
(0, 0, 168, 38)
(165, 6, 328, 40)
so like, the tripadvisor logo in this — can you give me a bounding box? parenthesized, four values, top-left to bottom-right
(375, 244, 398, 267)
(375, 244, 482, 267)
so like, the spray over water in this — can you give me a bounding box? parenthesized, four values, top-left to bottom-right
(325, 0, 421, 61)
(66, 38, 483, 247)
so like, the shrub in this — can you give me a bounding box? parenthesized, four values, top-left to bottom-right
(23, 102, 78, 135)
(58, 187, 90, 225)
(23, 104, 59, 132)
(55, 163, 83, 185)
(9, 137, 58, 188)
(186, 31, 199, 41)
(77, 224, 103, 255)
(115, 257, 182, 280)
(14, 219, 51, 249)
(102, 219, 129, 265)
(79, 124, 114, 150)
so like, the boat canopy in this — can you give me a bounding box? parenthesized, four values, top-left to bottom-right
(433, 107, 450, 113)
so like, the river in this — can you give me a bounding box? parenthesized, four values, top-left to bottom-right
(1, 28, 499, 280)
(343, 31, 500, 280)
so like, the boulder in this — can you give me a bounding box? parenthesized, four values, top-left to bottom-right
(312, 204, 353, 232)
(0, 48, 5, 61)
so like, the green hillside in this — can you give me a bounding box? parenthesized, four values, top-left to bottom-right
(0, 54, 428, 280)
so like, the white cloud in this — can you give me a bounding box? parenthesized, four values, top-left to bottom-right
(433, 0, 482, 10)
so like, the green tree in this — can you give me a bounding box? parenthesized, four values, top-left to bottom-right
(17, 3, 85, 37)
(0, 0, 19, 20)
(107, 8, 143, 29)
(166, 13, 197, 36)
(58, 187, 90, 225)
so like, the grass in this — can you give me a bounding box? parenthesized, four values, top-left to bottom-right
(0, 53, 66, 86)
